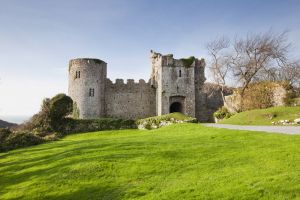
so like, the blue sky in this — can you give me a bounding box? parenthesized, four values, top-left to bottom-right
(0, 0, 300, 122)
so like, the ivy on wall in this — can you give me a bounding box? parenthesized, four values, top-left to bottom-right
(180, 56, 196, 68)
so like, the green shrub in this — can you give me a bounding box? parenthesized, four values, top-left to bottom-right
(1, 131, 44, 152)
(20, 94, 73, 133)
(0, 128, 11, 141)
(289, 98, 300, 106)
(60, 118, 136, 134)
(136, 113, 197, 130)
(19, 98, 52, 133)
(49, 94, 73, 124)
(236, 81, 294, 111)
(6, 132, 43, 148)
(214, 107, 232, 120)
(240, 82, 274, 110)
(5, 94, 137, 152)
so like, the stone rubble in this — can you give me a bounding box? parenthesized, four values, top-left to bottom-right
(271, 118, 300, 125)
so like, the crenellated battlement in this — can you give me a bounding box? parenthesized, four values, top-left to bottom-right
(150, 50, 205, 68)
(106, 78, 150, 85)
(69, 58, 106, 71)
(105, 78, 152, 93)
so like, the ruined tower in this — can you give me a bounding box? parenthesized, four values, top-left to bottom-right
(150, 51, 206, 117)
(68, 58, 107, 119)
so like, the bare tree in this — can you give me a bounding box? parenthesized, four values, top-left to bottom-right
(278, 61, 300, 87)
(207, 36, 231, 102)
(255, 61, 300, 86)
(229, 31, 290, 97)
(206, 31, 297, 111)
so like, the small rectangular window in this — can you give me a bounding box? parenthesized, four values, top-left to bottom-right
(179, 70, 182, 77)
(75, 71, 81, 79)
(89, 88, 95, 97)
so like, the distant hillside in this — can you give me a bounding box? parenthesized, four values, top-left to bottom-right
(0, 119, 17, 128)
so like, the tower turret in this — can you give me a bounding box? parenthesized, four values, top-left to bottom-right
(150, 51, 205, 117)
(68, 58, 107, 119)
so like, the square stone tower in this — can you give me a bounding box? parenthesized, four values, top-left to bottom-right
(150, 51, 206, 117)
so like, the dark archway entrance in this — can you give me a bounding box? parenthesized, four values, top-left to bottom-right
(170, 102, 182, 113)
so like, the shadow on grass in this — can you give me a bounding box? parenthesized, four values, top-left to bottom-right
(0, 140, 150, 194)
(46, 185, 125, 200)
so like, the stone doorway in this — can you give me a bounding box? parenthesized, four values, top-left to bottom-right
(169, 102, 182, 113)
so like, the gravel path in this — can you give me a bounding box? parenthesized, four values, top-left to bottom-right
(202, 123, 300, 135)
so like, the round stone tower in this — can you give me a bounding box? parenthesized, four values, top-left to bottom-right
(68, 58, 107, 119)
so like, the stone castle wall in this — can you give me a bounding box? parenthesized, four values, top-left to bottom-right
(105, 79, 156, 119)
(68, 52, 227, 122)
(68, 58, 107, 119)
(194, 59, 207, 121)
(196, 83, 233, 122)
(150, 51, 206, 118)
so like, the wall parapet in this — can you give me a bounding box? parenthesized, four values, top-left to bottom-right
(105, 78, 152, 93)
(106, 78, 150, 86)
(69, 58, 106, 71)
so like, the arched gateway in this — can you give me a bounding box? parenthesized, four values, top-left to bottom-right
(169, 102, 182, 113)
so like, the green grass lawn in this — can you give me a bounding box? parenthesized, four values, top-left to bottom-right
(0, 124, 299, 199)
(220, 106, 300, 125)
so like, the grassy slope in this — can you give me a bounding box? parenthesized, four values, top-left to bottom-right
(0, 124, 299, 200)
(220, 106, 300, 125)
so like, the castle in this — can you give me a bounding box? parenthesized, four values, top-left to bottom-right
(68, 51, 225, 122)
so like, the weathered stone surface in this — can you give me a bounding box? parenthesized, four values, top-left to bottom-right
(196, 83, 233, 122)
(68, 51, 225, 122)
(150, 51, 206, 118)
(68, 58, 107, 119)
(105, 79, 156, 119)
(224, 83, 287, 113)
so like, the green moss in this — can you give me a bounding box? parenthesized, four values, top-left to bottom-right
(93, 59, 103, 65)
(180, 56, 196, 68)
(72, 102, 80, 119)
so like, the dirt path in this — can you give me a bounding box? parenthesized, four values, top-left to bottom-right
(202, 124, 300, 135)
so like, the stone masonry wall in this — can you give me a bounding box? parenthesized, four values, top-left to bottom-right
(68, 58, 107, 119)
(160, 65, 196, 117)
(68, 52, 212, 121)
(105, 79, 156, 119)
(150, 51, 206, 118)
(197, 83, 233, 122)
(194, 59, 207, 121)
